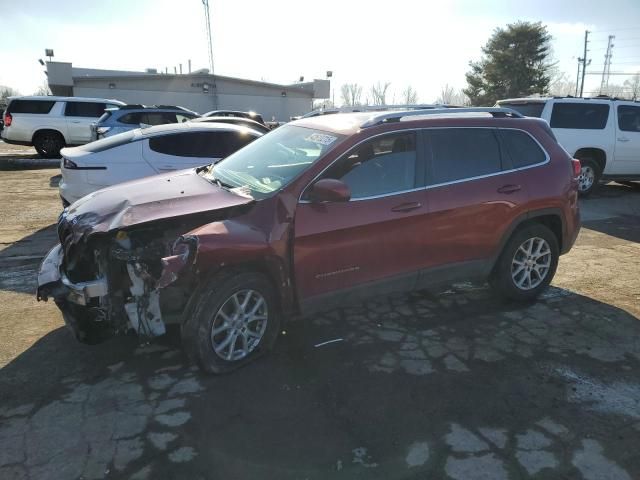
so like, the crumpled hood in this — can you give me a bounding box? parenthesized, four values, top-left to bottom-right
(62, 169, 254, 237)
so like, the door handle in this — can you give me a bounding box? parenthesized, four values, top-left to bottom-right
(71, 120, 81, 124)
(391, 202, 422, 212)
(497, 184, 521, 194)
(617, 137, 630, 142)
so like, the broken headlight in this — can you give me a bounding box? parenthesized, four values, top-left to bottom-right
(156, 236, 198, 288)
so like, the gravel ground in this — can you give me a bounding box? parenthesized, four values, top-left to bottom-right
(0, 168, 639, 480)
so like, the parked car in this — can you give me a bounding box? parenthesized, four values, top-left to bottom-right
(497, 96, 640, 195)
(59, 122, 262, 206)
(190, 115, 271, 134)
(91, 105, 199, 140)
(1, 96, 125, 158)
(202, 109, 266, 125)
(37, 107, 580, 373)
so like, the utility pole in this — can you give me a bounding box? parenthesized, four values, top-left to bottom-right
(202, 0, 218, 108)
(579, 30, 590, 97)
(599, 35, 615, 94)
(575, 58, 582, 97)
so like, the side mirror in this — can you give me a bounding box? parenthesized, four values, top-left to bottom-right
(310, 178, 351, 203)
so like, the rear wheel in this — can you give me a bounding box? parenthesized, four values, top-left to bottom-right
(33, 131, 64, 158)
(181, 271, 280, 374)
(489, 224, 559, 302)
(576, 157, 601, 196)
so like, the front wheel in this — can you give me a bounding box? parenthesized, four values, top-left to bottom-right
(489, 224, 559, 302)
(181, 271, 281, 374)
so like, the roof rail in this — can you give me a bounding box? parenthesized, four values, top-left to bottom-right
(360, 107, 524, 128)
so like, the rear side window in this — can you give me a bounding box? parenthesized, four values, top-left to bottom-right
(550, 103, 609, 130)
(499, 130, 547, 168)
(144, 112, 176, 126)
(7, 99, 55, 114)
(149, 131, 256, 158)
(65, 102, 107, 118)
(428, 128, 502, 184)
(618, 105, 640, 132)
(119, 113, 144, 125)
(499, 102, 545, 118)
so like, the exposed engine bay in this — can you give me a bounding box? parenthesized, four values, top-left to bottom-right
(37, 208, 243, 344)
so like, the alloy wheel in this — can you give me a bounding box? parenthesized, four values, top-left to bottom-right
(511, 237, 552, 290)
(578, 165, 595, 192)
(210, 289, 268, 361)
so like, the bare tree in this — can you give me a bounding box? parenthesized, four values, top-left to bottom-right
(436, 84, 455, 104)
(340, 83, 363, 106)
(369, 81, 391, 105)
(624, 73, 640, 101)
(549, 71, 577, 97)
(313, 99, 335, 110)
(0, 85, 20, 106)
(33, 81, 51, 96)
(435, 84, 470, 105)
(600, 83, 626, 99)
(401, 86, 418, 105)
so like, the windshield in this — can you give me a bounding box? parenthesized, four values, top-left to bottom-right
(202, 125, 344, 199)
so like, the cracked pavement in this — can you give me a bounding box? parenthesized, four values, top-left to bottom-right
(1, 167, 639, 479)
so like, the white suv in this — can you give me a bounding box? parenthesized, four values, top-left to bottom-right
(497, 97, 640, 195)
(1, 96, 125, 158)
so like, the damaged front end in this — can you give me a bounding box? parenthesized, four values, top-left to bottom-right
(37, 213, 199, 344)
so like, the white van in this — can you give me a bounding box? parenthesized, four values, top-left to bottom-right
(1, 96, 125, 158)
(497, 97, 640, 195)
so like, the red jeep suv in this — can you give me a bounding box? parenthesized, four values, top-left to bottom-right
(37, 108, 581, 373)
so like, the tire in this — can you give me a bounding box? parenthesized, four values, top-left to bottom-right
(489, 224, 559, 302)
(33, 131, 64, 158)
(181, 270, 281, 374)
(576, 157, 601, 197)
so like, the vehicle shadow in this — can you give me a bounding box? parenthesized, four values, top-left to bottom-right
(0, 224, 58, 294)
(1, 285, 639, 479)
(583, 214, 640, 243)
(49, 174, 61, 187)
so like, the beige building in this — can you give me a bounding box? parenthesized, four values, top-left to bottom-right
(46, 62, 330, 121)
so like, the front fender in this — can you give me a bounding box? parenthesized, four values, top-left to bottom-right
(187, 218, 295, 315)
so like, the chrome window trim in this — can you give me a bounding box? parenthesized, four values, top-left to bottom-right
(298, 126, 550, 204)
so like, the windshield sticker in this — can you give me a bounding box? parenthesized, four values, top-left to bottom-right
(305, 133, 337, 146)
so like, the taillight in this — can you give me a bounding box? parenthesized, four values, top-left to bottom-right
(4, 112, 12, 127)
(572, 158, 581, 178)
(63, 158, 78, 169)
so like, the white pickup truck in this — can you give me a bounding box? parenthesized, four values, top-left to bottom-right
(498, 97, 640, 195)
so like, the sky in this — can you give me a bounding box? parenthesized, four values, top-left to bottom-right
(1, 0, 639, 104)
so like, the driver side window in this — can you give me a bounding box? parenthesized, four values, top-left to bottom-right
(321, 132, 417, 199)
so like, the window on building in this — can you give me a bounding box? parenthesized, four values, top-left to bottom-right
(428, 128, 502, 184)
(550, 103, 610, 129)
